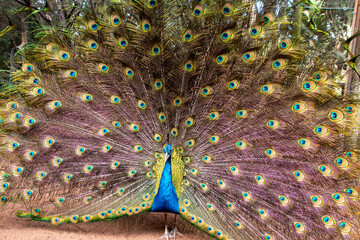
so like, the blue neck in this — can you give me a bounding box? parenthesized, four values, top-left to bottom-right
(151, 157, 179, 213)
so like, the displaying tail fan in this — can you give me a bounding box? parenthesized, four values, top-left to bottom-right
(1, 1, 360, 239)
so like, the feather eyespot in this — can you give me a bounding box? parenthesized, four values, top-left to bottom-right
(151, 45, 161, 55)
(81, 93, 93, 102)
(236, 110, 248, 118)
(158, 112, 166, 122)
(255, 174, 265, 184)
(279, 195, 290, 206)
(321, 215, 335, 228)
(118, 38, 128, 48)
(200, 182, 209, 191)
(272, 59, 286, 70)
(52, 157, 63, 167)
(28, 76, 40, 85)
(242, 191, 252, 201)
(87, 40, 99, 51)
(236, 140, 247, 150)
(249, 26, 262, 38)
(128, 169, 137, 176)
(293, 170, 306, 181)
(292, 101, 307, 113)
(43, 137, 55, 148)
(141, 20, 151, 32)
(209, 135, 219, 144)
(294, 222, 306, 233)
(262, 13, 274, 24)
(88, 20, 98, 31)
(46, 43, 58, 53)
(25, 150, 36, 160)
(125, 67, 134, 77)
(313, 71, 328, 82)
(153, 133, 162, 142)
(261, 84, 274, 94)
(209, 111, 219, 120)
(110, 95, 121, 104)
(344, 188, 359, 200)
(222, 3, 233, 16)
(23, 116, 36, 127)
(147, 0, 157, 8)
(202, 155, 212, 163)
(227, 79, 240, 90)
(266, 120, 279, 129)
(177, 146, 184, 153)
(184, 61, 195, 72)
(23, 189, 33, 199)
(22, 63, 34, 73)
(183, 30, 194, 42)
(334, 157, 350, 169)
(313, 125, 328, 136)
(98, 127, 109, 136)
(83, 164, 94, 173)
(110, 15, 121, 26)
(7, 141, 19, 151)
(345, 104, 358, 116)
(302, 81, 317, 92)
(6, 101, 18, 110)
(338, 221, 352, 234)
(258, 209, 268, 219)
(153, 79, 163, 90)
(133, 144, 143, 153)
(98, 181, 107, 189)
(185, 117, 195, 127)
(243, 51, 256, 62)
(328, 109, 344, 122)
(57, 50, 70, 61)
(0, 196, 8, 205)
(216, 54, 227, 65)
(230, 166, 240, 175)
(112, 121, 121, 128)
(221, 29, 233, 41)
(171, 128, 178, 136)
(279, 39, 292, 51)
(130, 123, 140, 132)
(98, 63, 109, 73)
(137, 100, 147, 110)
(184, 157, 191, 164)
(318, 164, 332, 176)
(186, 138, 195, 147)
(62, 174, 73, 183)
(36, 171, 47, 180)
(64, 70, 77, 78)
(32, 87, 44, 96)
(265, 148, 277, 158)
(332, 193, 346, 205)
(48, 100, 61, 109)
(110, 160, 120, 169)
(193, 5, 204, 17)
(201, 86, 213, 97)
(310, 195, 323, 207)
(75, 146, 86, 155)
(298, 138, 312, 149)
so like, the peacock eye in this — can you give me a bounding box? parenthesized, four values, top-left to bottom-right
(216, 54, 227, 64)
(265, 148, 277, 158)
(208, 111, 219, 121)
(137, 100, 147, 110)
(318, 164, 332, 176)
(130, 123, 140, 132)
(328, 109, 344, 122)
(32, 87, 45, 96)
(293, 170, 306, 181)
(57, 50, 70, 61)
(81, 93, 93, 102)
(292, 101, 307, 113)
(185, 61, 194, 72)
(65, 69, 77, 78)
(151, 45, 161, 55)
(171, 128, 178, 137)
(250, 26, 262, 37)
(227, 80, 240, 90)
(133, 144, 143, 153)
(201, 86, 213, 97)
(261, 84, 274, 94)
(153, 133, 162, 142)
(193, 5, 203, 17)
(310, 195, 323, 206)
(158, 112, 166, 122)
(185, 117, 195, 127)
(22, 63, 35, 73)
(125, 67, 134, 77)
(118, 38, 128, 48)
(222, 3, 233, 16)
(142, 20, 151, 32)
(294, 222, 306, 233)
(221, 29, 233, 41)
(183, 30, 193, 42)
(111, 15, 121, 26)
(153, 79, 163, 90)
(302, 81, 317, 92)
(272, 59, 286, 70)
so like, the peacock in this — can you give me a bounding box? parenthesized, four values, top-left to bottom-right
(1, 0, 360, 239)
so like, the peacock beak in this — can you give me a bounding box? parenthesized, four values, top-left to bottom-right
(165, 152, 171, 162)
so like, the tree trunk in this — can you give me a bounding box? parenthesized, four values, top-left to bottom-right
(345, 0, 360, 96)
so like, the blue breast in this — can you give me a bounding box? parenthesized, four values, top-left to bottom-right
(151, 159, 179, 213)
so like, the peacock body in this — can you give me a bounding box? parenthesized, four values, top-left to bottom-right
(1, 0, 360, 239)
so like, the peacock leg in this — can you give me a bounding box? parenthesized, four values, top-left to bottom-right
(169, 214, 183, 239)
(158, 213, 171, 240)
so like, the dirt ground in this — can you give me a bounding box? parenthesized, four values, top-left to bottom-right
(0, 208, 210, 240)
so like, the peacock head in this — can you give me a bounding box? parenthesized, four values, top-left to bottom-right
(164, 144, 173, 154)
